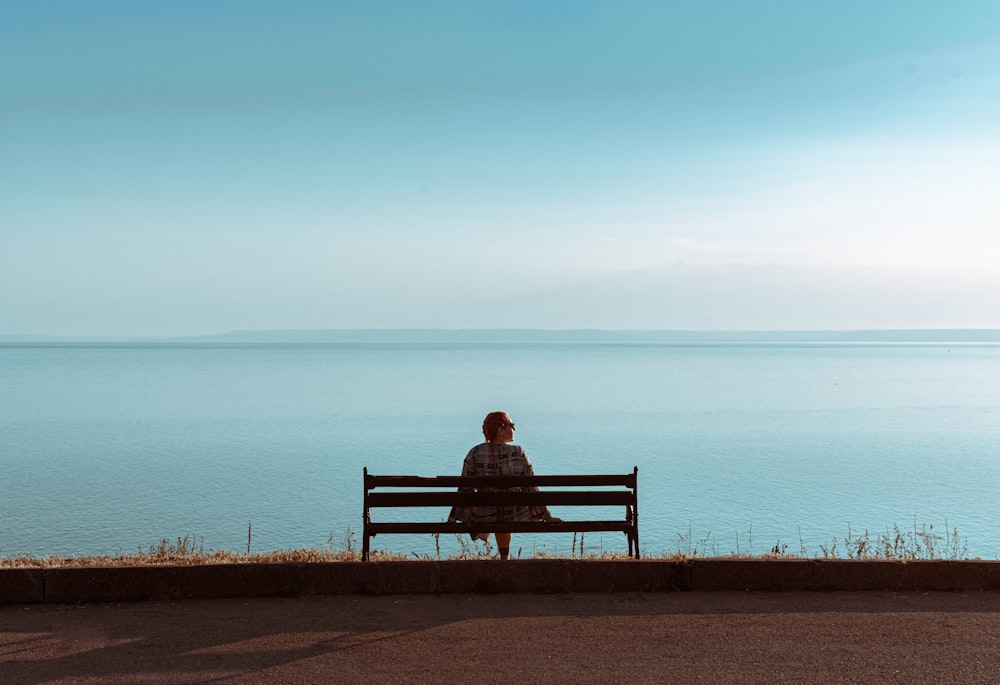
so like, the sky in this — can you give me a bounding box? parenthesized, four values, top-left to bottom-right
(3, 1, 1000, 336)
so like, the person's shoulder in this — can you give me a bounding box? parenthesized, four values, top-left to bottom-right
(466, 443, 488, 457)
(499, 443, 525, 456)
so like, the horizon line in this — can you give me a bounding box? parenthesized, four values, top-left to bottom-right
(4, 327, 1000, 344)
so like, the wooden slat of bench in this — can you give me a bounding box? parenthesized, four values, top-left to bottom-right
(366, 474, 636, 489)
(367, 521, 632, 535)
(367, 490, 635, 508)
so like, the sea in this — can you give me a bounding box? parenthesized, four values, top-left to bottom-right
(2, 331, 999, 560)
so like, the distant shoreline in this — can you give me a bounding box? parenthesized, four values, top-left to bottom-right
(4, 328, 1000, 344)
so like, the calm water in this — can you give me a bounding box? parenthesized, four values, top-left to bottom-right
(2, 341, 999, 559)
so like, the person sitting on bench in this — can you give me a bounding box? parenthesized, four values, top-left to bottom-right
(447, 411, 558, 559)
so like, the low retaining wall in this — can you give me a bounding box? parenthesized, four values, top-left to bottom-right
(3, 559, 1000, 605)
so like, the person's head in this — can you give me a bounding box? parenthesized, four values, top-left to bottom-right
(482, 411, 515, 443)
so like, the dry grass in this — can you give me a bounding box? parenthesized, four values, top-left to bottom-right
(667, 519, 973, 561)
(0, 521, 977, 569)
(822, 521, 970, 561)
(0, 532, 404, 569)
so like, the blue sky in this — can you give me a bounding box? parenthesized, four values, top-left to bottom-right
(3, 1, 1000, 336)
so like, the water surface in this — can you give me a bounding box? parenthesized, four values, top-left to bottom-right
(2, 339, 998, 559)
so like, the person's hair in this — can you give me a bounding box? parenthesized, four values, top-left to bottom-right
(482, 411, 509, 443)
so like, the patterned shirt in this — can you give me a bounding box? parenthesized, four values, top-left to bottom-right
(447, 442, 551, 528)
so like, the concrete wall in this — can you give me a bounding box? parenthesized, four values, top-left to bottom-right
(3, 559, 1000, 605)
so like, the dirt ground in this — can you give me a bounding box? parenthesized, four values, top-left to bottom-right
(2, 591, 1000, 684)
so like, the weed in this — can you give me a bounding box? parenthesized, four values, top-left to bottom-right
(675, 524, 715, 558)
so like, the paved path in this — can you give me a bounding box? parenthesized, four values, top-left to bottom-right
(3, 592, 1000, 684)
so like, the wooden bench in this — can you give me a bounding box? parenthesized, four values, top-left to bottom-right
(362, 466, 639, 560)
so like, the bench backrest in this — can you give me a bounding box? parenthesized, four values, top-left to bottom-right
(363, 467, 638, 511)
